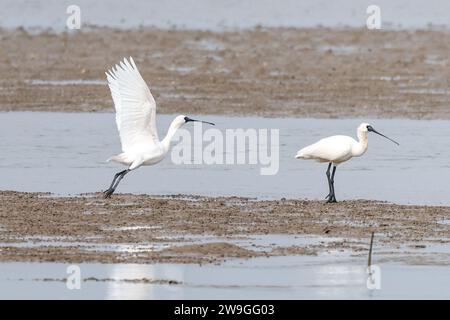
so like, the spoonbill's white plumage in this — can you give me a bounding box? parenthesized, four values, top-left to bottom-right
(295, 123, 399, 203)
(103, 57, 214, 198)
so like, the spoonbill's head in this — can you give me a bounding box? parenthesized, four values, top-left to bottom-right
(181, 115, 215, 126)
(358, 122, 399, 146)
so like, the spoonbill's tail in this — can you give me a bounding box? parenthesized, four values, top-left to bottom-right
(295, 151, 305, 159)
(295, 146, 314, 159)
(107, 153, 132, 165)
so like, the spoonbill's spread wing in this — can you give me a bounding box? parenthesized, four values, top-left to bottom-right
(106, 57, 159, 153)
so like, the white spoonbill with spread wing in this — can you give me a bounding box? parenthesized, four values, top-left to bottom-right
(103, 57, 214, 198)
(295, 123, 399, 203)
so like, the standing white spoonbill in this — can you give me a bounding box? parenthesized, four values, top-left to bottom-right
(295, 123, 399, 203)
(103, 57, 214, 198)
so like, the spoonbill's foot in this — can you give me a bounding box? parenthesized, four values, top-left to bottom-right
(325, 194, 337, 203)
(103, 188, 115, 199)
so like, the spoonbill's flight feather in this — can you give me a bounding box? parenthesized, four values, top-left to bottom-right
(106, 57, 159, 152)
(103, 57, 214, 198)
(295, 123, 399, 203)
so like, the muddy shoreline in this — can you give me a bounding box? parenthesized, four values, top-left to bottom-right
(1, 27, 450, 118)
(1, 191, 449, 264)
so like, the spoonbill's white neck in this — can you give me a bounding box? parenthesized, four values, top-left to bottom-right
(161, 117, 185, 151)
(354, 128, 369, 157)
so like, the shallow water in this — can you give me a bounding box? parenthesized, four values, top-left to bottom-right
(2, 233, 449, 299)
(1, 256, 449, 299)
(1, 112, 450, 206)
(1, 0, 450, 31)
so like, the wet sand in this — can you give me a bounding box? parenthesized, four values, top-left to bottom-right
(1, 27, 450, 118)
(1, 191, 449, 264)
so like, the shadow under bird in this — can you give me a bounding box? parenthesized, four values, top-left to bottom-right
(295, 123, 399, 203)
(103, 57, 214, 198)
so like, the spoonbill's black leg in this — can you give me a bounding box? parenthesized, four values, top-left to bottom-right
(107, 170, 127, 190)
(325, 164, 337, 203)
(325, 163, 333, 201)
(329, 165, 337, 202)
(104, 169, 130, 198)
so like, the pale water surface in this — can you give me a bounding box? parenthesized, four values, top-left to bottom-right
(1, 256, 450, 299)
(1, 0, 450, 31)
(0, 112, 449, 206)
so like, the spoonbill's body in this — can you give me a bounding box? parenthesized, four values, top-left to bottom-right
(103, 57, 214, 198)
(295, 123, 399, 203)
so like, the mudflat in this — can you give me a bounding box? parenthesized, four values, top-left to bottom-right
(1, 27, 450, 118)
(0, 191, 449, 264)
